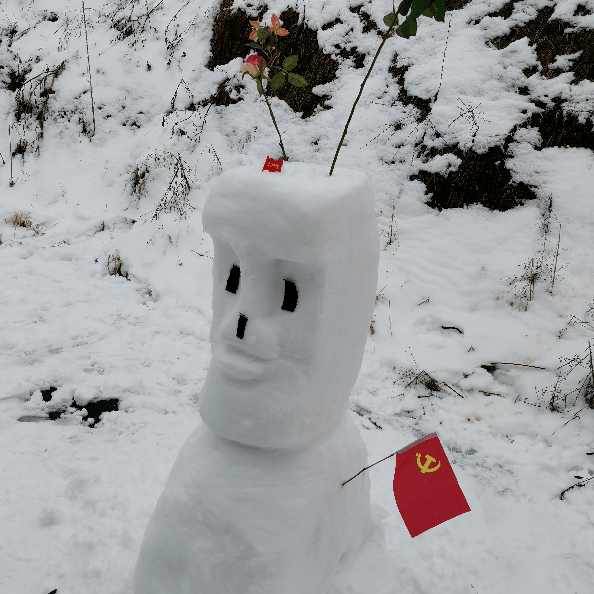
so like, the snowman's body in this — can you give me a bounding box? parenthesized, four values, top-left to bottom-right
(134, 414, 370, 594)
(134, 163, 380, 594)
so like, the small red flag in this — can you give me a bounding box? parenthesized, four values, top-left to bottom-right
(262, 156, 283, 172)
(393, 433, 470, 537)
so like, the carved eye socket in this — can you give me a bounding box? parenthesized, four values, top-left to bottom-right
(226, 265, 240, 294)
(281, 279, 298, 312)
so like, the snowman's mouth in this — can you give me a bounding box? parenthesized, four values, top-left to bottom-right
(216, 343, 276, 380)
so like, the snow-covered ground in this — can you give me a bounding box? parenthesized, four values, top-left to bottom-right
(1, 0, 593, 592)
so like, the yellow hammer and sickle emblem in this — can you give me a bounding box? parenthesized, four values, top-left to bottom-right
(416, 453, 441, 473)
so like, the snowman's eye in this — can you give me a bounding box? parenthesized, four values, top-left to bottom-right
(226, 265, 240, 294)
(281, 279, 298, 312)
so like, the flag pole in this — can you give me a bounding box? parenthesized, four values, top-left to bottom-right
(342, 435, 429, 487)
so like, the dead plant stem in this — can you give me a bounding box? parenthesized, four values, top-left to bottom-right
(551, 221, 561, 290)
(329, 21, 397, 176)
(9, 126, 14, 187)
(262, 87, 288, 161)
(560, 474, 594, 500)
(433, 18, 451, 103)
(39, 63, 65, 134)
(82, 1, 96, 135)
(588, 341, 594, 388)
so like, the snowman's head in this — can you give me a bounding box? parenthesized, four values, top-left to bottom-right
(199, 163, 379, 449)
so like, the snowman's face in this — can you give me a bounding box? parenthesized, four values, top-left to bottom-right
(199, 164, 378, 449)
(199, 234, 324, 448)
(208, 238, 317, 385)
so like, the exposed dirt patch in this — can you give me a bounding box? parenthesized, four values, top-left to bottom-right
(389, 61, 433, 124)
(523, 96, 594, 151)
(2, 64, 30, 92)
(489, 4, 594, 84)
(406, 2, 593, 211)
(19, 387, 121, 427)
(444, 0, 473, 10)
(412, 142, 537, 211)
(207, 0, 266, 70)
(349, 4, 381, 36)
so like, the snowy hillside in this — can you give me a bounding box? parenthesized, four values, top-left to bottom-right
(1, 0, 594, 592)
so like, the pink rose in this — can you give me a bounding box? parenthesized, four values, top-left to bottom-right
(240, 54, 267, 77)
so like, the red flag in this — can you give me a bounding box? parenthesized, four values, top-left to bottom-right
(262, 156, 283, 172)
(393, 433, 470, 537)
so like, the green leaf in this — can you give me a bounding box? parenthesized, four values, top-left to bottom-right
(383, 12, 397, 27)
(257, 28, 270, 43)
(421, 8, 433, 17)
(245, 42, 261, 49)
(397, 16, 417, 38)
(256, 78, 264, 96)
(282, 55, 299, 71)
(287, 72, 308, 88)
(410, 0, 426, 18)
(398, 0, 413, 16)
(429, 0, 445, 21)
(270, 72, 286, 91)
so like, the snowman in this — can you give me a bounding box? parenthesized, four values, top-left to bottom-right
(134, 162, 380, 594)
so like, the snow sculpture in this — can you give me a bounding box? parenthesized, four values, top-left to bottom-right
(134, 162, 380, 594)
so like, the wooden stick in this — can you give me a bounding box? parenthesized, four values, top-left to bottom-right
(82, 2, 96, 135)
(489, 362, 547, 370)
(262, 87, 288, 161)
(329, 21, 397, 176)
(342, 434, 428, 487)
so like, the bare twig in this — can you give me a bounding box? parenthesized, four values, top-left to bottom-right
(39, 62, 66, 134)
(489, 362, 548, 370)
(551, 407, 585, 436)
(329, 19, 398, 175)
(551, 219, 561, 291)
(588, 341, 594, 388)
(443, 382, 465, 398)
(262, 87, 288, 161)
(560, 475, 594, 500)
(82, 2, 96, 135)
(433, 18, 451, 103)
(342, 434, 429, 487)
(9, 125, 14, 187)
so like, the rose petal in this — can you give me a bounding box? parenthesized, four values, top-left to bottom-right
(241, 63, 258, 76)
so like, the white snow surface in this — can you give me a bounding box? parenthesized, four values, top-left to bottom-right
(1, 0, 593, 593)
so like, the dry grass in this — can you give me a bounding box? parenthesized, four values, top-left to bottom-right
(131, 163, 149, 197)
(13, 212, 31, 229)
(128, 151, 197, 220)
(505, 200, 566, 310)
(537, 341, 594, 411)
(107, 254, 128, 278)
(12, 61, 66, 158)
